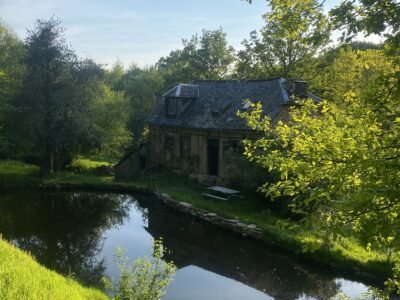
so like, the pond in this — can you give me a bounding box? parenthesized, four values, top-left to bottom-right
(0, 191, 374, 299)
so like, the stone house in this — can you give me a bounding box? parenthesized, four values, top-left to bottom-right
(145, 78, 319, 181)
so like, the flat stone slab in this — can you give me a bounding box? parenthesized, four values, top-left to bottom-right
(227, 219, 240, 223)
(179, 202, 192, 207)
(205, 213, 217, 217)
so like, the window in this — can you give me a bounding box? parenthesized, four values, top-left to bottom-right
(223, 140, 242, 155)
(166, 98, 177, 118)
(180, 135, 191, 159)
(164, 136, 174, 152)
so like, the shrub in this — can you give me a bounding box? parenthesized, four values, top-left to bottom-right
(102, 239, 176, 300)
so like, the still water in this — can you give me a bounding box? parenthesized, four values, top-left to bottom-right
(0, 191, 372, 299)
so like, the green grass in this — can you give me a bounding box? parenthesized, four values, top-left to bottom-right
(0, 160, 40, 188)
(45, 171, 113, 186)
(0, 238, 108, 300)
(68, 157, 112, 173)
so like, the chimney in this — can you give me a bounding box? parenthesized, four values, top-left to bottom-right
(154, 92, 162, 104)
(294, 80, 308, 98)
(285, 79, 308, 99)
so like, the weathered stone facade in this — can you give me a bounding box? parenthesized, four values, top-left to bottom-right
(147, 125, 260, 179)
(146, 78, 318, 181)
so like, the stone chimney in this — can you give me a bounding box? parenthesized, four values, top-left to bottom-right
(285, 79, 308, 99)
(294, 80, 308, 98)
(154, 92, 162, 104)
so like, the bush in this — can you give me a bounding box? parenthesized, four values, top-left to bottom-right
(223, 151, 267, 191)
(102, 239, 176, 300)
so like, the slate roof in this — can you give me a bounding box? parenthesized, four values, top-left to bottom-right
(146, 78, 318, 131)
(163, 83, 199, 98)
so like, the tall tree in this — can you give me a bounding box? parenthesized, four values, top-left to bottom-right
(119, 65, 164, 144)
(309, 47, 394, 103)
(105, 60, 125, 90)
(240, 0, 400, 296)
(157, 28, 235, 87)
(236, 0, 331, 79)
(330, 0, 400, 50)
(84, 82, 132, 158)
(0, 22, 25, 156)
(11, 18, 102, 173)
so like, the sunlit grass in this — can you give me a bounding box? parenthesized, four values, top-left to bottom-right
(69, 157, 112, 173)
(0, 238, 108, 300)
(45, 171, 113, 185)
(0, 160, 40, 188)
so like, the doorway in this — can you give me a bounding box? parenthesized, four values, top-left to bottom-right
(207, 139, 219, 176)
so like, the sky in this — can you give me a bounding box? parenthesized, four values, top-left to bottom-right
(0, 0, 362, 68)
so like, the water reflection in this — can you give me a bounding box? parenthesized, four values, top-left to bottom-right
(0, 191, 370, 299)
(140, 197, 341, 300)
(0, 191, 131, 286)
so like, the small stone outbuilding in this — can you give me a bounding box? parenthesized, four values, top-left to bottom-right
(115, 144, 147, 180)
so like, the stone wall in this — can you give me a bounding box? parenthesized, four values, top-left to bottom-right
(148, 125, 259, 181)
(153, 191, 270, 244)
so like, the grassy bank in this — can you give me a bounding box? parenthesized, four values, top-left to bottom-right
(0, 238, 108, 300)
(118, 170, 392, 281)
(0, 159, 393, 283)
(0, 160, 40, 188)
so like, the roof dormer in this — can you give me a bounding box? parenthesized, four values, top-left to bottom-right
(163, 84, 199, 119)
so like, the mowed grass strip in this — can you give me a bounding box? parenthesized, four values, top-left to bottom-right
(0, 238, 108, 300)
(0, 160, 40, 188)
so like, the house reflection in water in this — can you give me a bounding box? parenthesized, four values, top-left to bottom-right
(141, 198, 341, 300)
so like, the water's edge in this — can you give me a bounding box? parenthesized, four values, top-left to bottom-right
(40, 182, 387, 287)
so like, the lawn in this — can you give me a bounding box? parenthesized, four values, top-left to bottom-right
(0, 237, 108, 300)
(0, 160, 40, 188)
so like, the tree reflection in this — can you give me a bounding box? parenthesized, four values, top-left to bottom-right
(0, 192, 370, 299)
(0, 191, 132, 286)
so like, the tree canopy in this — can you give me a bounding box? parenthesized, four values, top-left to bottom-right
(236, 0, 331, 79)
(0, 23, 25, 156)
(157, 28, 235, 87)
(9, 19, 130, 172)
(239, 0, 400, 296)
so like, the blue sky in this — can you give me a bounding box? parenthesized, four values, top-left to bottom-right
(0, 0, 346, 67)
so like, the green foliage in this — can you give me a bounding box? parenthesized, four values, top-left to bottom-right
(0, 22, 25, 156)
(106, 61, 125, 90)
(330, 0, 400, 49)
(7, 18, 131, 171)
(223, 150, 268, 192)
(0, 237, 108, 300)
(86, 82, 132, 157)
(240, 95, 399, 248)
(9, 18, 104, 172)
(157, 28, 235, 86)
(102, 240, 176, 300)
(117, 65, 164, 144)
(309, 48, 395, 104)
(236, 0, 331, 78)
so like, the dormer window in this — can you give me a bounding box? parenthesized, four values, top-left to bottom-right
(166, 97, 177, 119)
(163, 83, 199, 119)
